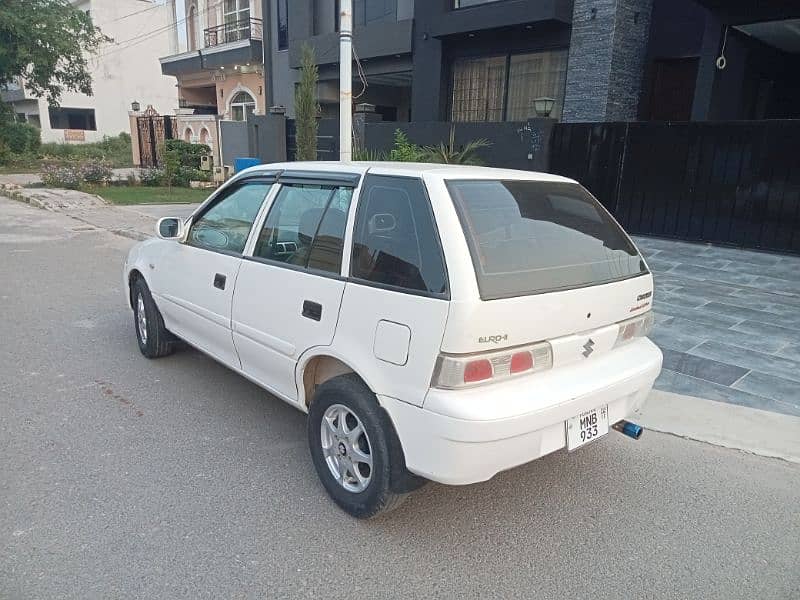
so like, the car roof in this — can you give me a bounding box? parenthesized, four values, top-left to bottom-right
(241, 161, 577, 184)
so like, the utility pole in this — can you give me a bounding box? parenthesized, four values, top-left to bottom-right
(339, 0, 352, 162)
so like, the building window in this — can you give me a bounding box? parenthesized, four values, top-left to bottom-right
(277, 0, 288, 50)
(506, 50, 568, 121)
(48, 107, 96, 130)
(450, 49, 568, 122)
(230, 91, 256, 121)
(353, 0, 396, 26)
(187, 4, 199, 50)
(224, 0, 250, 41)
(454, 0, 504, 7)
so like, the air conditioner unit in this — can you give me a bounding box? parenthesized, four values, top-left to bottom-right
(200, 155, 213, 171)
(212, 166, 226, 183)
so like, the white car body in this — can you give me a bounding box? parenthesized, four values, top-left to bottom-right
(124, 162, 662, 487)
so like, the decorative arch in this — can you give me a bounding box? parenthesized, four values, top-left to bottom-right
(183, 126, 194, 142)
(187, 3, 199, 51)
(226, 84, 258, 121)
(199, 127, 211, 146)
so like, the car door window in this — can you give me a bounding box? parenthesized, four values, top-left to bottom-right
(253, 184, 353, 274)
(188, 182, 272, 254)
(351, 175, 448, 296)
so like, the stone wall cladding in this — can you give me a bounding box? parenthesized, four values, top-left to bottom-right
(562, 0, 653, 122)
(606, 0, 654, 121)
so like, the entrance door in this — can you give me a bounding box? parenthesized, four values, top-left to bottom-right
(151, 179, 274, 367)
(232, 180, 355, 402)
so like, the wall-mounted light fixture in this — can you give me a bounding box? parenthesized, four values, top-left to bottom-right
(533, 97, 555, 118)
(131, 100, 141, 112)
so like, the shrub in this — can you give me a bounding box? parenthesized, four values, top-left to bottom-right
(39, 133, 133, 167)
(139, 168, 164, 187)
(388, 129, 426, 162)
(294, 43, 319, 160)
(80, 160, 113, 184)
(40, 162, 83, 189)
(164, 139, 210, 169)
(0, 122, 41, 154)
(39, 159, 113, 188)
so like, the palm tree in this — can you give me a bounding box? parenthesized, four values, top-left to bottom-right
(423, 125, 491, 165)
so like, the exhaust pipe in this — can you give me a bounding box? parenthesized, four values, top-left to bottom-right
(612, 420, 643, 440)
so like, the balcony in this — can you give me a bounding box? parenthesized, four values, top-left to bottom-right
(204, 17, 262, 48)
(160, 17, 263, 77)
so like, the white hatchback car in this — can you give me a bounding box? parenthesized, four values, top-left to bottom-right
(124, 162, 662, 517)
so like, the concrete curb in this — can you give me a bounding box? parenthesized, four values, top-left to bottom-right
(637, 390, 800, 464)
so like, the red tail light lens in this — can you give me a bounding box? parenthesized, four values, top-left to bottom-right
(510, 351, 533, 373)
(463, 359, 493, 383)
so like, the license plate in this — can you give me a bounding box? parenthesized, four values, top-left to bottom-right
(566, 405, 609, 451)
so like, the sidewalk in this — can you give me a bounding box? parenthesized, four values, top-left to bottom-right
(0, 185, 198, 241)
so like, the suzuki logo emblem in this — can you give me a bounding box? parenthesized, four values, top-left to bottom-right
(582, 338, 595, 358)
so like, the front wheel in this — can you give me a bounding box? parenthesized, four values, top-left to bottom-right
(132, 278, 174, 359)
(308, 375, 419, 518)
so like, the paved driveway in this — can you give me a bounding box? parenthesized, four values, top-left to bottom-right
(635, 236, 800, 417)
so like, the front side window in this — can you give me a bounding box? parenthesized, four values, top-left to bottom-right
(450, 49, 568, 122)
(351, 175, 448, 296)
(253, 184, 353, 274)
(188, 182, 272, 254)
(447, 180, 647, 299)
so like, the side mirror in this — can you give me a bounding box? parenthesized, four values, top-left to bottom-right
(156, 217, 184, 240)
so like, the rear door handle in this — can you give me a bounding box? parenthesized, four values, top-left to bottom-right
(213, 273, 226, 290)
(302, 300, 322, 321)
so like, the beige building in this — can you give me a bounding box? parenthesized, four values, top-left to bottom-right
(159, 0, 266, 163)
(2, 0, 178, 144)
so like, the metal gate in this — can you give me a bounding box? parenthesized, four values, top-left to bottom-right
(285, 118, 339, 161)
(137, 108, 176, 168)
(550, 120, 800, 254)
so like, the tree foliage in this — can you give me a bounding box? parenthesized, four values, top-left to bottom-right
(294, 43, 319, 161)
(0, 0, 110, 106)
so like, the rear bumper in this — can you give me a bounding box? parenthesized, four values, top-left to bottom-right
(380, 338, 662, 485)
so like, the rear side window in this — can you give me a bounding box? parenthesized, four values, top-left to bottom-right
(253, 184, 353, 274)
(447, 180, 647, 299)
(351, 175, 448, 296)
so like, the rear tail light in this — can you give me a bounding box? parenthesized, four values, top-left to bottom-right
(432, 341, 553, 389)
(614, 311, 654, 347)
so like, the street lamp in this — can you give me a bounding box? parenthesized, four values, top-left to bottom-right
(533, 97, 555, 118)
(131, 100, 141, 112)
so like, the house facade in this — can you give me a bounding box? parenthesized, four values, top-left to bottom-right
(158, 0, 266, 162)
(1, 0, 177, 144)
(261, 0, 800, 125)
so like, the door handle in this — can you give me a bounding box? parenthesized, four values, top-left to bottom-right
(302, 300, 322, 321)
(213, 273, 226, 290)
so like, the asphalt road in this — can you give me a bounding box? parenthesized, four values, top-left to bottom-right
(2, 197, 799, 600)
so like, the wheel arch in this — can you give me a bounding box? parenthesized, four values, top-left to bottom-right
(296, 350, 378, 411)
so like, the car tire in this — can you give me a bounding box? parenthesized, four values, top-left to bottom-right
(132, 278, 174, 359)
(308, 374, 423, 518)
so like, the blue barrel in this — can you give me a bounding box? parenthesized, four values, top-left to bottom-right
(234, 157, 261, 173)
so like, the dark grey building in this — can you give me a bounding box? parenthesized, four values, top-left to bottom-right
(263, 0, 800, 123)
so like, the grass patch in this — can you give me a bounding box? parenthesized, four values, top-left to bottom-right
(87, 185, 211, 205)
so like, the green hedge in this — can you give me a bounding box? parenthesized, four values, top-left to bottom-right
(0, 122, 41, 155)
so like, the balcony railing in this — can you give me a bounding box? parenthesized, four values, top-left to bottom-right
(204, 17, 262, 48)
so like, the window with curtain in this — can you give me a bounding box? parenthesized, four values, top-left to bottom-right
(506, 50, 568, 120)
(230, 91, 256, 121)
(450, 49, 568, 122)
(450, 56, 507, 122)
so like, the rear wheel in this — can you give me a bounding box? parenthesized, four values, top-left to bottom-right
(308, 374, 423, 518)
(132, 278, 174, 359)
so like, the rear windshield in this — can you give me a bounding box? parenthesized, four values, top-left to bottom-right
(446, 180, 647, 300)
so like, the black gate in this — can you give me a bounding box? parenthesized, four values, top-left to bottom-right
(137, 111, 176, 168)
(550, 120, 800, 254)
(285, 118, 339, 161)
